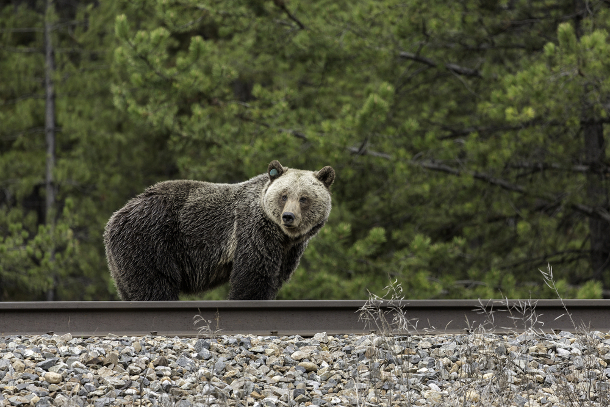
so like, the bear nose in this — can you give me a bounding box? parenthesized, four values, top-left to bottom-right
(282, 212, 295, 224)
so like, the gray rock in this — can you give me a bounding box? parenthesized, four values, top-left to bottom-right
(293, 388, 306, 398)
(162, 380, 172, 392)
(294, 394, 311, 403)
(312, 332, 329, 343)
(495, 345, 507, 355)
(194, 339, 210, 353)
(239, 337, 251, 346)
(65, 397, 84, 407)
(152, 356, 169, 366)
(422, 357, 436, 368)
(94, 397, 115, 407)
(197, 348, 212, 360)
(283, 355, 297, 365)
(65, 356, 80, 367)
(104, 352, 119, 367)
(214, 360, 226, 374)
(0, 330, 604, 407)
(262, 398, 277, 407)
(176, 354, 196, 370)
(514, 394, 528, 407)
(36, 358, 59, 370)
(35, 397, 52, 407)
(8, 396, 30, 406)
(21, 373, 38, 381)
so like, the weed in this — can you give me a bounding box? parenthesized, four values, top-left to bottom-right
(352, 266, 610, 406)
(194, 309, 223, 340)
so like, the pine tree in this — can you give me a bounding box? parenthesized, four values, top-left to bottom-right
(0, 0, 175, 300)
(112, 0, 610, 299)
(3, 0, 609, 300)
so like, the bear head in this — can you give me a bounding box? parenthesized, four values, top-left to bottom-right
(263, 160, 335, 238)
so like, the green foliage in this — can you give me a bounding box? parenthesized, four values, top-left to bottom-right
(279, 224, 387, 299)
(576, 280, 603, 299)
(0, 202, 78, 299)
(2, 0, 610, 300)
(0, 0, 174, 300)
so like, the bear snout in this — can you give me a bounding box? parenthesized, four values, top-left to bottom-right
(282, 212, 296, 225)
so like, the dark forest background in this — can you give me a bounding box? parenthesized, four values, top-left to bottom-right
(1, 0, 610, 301)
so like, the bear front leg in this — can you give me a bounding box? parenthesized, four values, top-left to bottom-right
(276, 223, 323, 285)
(228, 242, 283, 300)
(278, 243, 306, 285)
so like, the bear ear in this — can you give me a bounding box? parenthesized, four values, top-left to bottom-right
(267, 160, 285, 181)
(315, 166, 335, 189)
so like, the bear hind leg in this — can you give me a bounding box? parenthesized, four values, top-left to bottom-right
(120, 277, 181, 301)
(113, 262, 182, 301)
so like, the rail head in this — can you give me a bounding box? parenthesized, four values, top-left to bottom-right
(2, 299, 610, 309)
(2, 300, 610, 337)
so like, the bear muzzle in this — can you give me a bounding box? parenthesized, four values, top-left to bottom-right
(282, 212, 296, 226)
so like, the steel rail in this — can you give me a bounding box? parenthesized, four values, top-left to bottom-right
(1, 300, 610, 337)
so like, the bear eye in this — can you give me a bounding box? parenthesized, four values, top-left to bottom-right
(299, 197, 307, 203)
(281, 195, 287, 201)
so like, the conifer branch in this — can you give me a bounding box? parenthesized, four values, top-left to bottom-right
(416, 159, 610, 222)
(0, 46, 42, 53)
(397, 51, 437, 67)
(348, 145, 610, 223)
(416, 160, 526, 193)
(235, 115, 308, 140)
(280, 129, 307, 140)
(509, 161, 610, 175)
(1, 127, 49, 141)
(132, 51, 173, 82)
(0, 27, 44, 33)
(273, 0, 306, 30)
(398, 51, 481, 78)
(347, 146, 391, 159)
(436, 118, 610, 140)
(241, 115, 610, 222)
(0, 21, 87, 34)
(497, 250, 589, 270)
(0, 94, 45, 106)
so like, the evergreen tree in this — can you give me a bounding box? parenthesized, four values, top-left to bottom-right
(0, 0, 174, 300)
(2, 0, 609, 300)
(112, 0, 610, 299)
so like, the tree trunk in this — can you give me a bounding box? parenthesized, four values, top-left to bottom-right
(584, 121, 610, 282)
(574, 0, 610, 288)
(44, 0, 57, 301)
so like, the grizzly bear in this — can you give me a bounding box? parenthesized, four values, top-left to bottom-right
(104, 160, 335, 300)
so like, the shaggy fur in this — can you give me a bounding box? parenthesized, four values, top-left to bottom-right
(104, 160, 335, 300)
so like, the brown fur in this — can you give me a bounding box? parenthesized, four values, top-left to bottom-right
(104, 161, 335, 300)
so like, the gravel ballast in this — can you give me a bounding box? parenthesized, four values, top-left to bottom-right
(2, 330, 610, 406)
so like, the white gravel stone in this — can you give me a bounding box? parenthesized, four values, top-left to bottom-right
(44, 372, 63, 384)
(0, 330, 609, 406)
(290, 350, 309, 361)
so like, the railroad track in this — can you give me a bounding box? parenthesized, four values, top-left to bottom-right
(1, 300, 610, 337)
